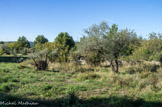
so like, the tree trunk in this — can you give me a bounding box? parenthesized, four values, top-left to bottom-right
(115, 58, 118, 73)
(110, 60, 115, 72)
(110, 59, 119, 73)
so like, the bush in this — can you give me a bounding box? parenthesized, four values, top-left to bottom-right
(34, 60, 48, 70)
(85, 52, 102, 66)
(28, 49, 48, 70)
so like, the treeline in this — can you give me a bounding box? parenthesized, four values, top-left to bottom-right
(0, 21, 162, 71)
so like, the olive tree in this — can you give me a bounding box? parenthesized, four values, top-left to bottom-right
(78, 21, 135, 72)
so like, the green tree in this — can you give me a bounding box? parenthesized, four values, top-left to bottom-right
(133, 32, 162, 61)
(16, 36, 30, 49)
(34, 35, 48, 46)
(78, 22, 135, 72)
(54, 32, 75, 62)
(0, 41, 4, 44)
(7, 42, 19, 55)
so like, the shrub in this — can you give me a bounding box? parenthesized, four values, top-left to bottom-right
(85, 52, 102, 66)
(28, 49, 48, 70)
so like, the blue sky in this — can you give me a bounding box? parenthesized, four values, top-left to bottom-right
(0, 0, 162, 42)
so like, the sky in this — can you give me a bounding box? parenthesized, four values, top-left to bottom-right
(0, 0, 162, 42)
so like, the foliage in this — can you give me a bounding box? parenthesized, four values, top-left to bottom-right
(54, 32, 75, 62)
(0, 47, 4, 55)
(20, 47, 28, 55)
(34, 35, 48, 46)
(0, 41, 4, 44)
(132, 33, 162, 61)
(28, 49, 48, 70)
(85, 51, 102, 66)
(7, 42, 19, 54)
(78, 22, 137, 72)
(0, 44, 10, 54)
(16, 36, 30, 50)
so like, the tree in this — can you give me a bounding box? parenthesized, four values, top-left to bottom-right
(132, 32, 162, 61)
(7, 42, 19, 54)
(78, 22, 134, 73)
(34, 35, 48, 46)
(0, 41, 4, 44)
(16, 36, 30, 49)
(0, 44, 10, 54)
(54, 32, 75, 62)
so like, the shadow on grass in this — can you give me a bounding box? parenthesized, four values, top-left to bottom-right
(0, 92, 162, 107)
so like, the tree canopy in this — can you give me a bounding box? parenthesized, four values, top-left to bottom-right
(54, 32, 75, 62)
(16, 36, 30, 49)
(78, 21, 139, 72)
(34, 35, 48, 46)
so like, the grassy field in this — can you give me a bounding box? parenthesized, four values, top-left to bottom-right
(0, 62, 162, 107)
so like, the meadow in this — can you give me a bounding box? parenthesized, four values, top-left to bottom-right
(0, 62, 162, 107)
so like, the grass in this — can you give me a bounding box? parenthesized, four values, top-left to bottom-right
(0, 62, 162, 106)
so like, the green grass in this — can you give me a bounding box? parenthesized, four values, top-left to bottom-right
(0, 62, 162, 106)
